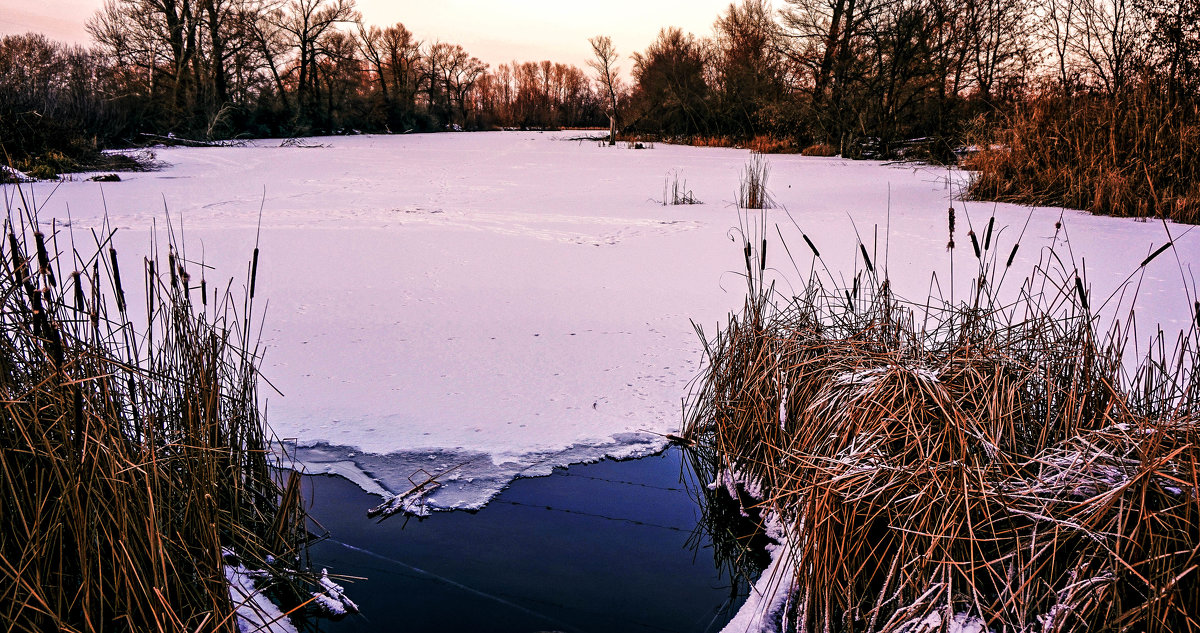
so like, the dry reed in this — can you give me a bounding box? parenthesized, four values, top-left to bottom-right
(0, 191, 320, 631)
(663, 170, 702, 205)
(682, 215, 1199, 632)
(739, 153, 775, 210)
(967, 86, 1200, 224)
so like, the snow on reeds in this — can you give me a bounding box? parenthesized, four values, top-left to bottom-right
(0, 190, 326, 631)
(681, 212, 1199, 632)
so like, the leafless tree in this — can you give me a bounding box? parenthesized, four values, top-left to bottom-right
(588, 35, 621, 144)
(264, 0, 359, 120)
(1072, 0, 1147, 93)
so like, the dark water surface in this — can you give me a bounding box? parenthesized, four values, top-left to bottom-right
(305, 448, 742, 633)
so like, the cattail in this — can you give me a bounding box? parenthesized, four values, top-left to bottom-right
(34, 231, 55, 287)
(109, 248, 125, 313)
(803, 234, 820, 258)
(146, 258, 155, 311)
(1074, 276, 1089, 311)
(969, 230, 980, 258)
(1140, 241, 1173, 268)
(1194, 300, 1199, 328)
(9, 232, 25, 281)
(859, 244, 874, 273)
(760, 239, 767, 272)
(946, 207, 956, 252)
(201, 277, 207, 307)
(168, 251, 178, 289)
(983, 217, 994, 250)
(1006, 243, 1019, 267)
(91, 261, 99, 329)
(72, 271, 84, 313)
(250, 247, 260, 299)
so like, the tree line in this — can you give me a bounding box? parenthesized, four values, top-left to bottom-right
(616, 0, 1197, 159)
(0, 0, 614, 171)
(1, 0, 1196, 218)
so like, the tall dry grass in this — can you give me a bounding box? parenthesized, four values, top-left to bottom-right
(0, 192, 316, 632)
(682, 214, 1199, 631)
(739, 153, 775, 210)
(967, 85, 1200, 224)
(663, 170, 702, 205)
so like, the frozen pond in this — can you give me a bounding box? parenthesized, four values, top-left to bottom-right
(19, 131, 1198, 510)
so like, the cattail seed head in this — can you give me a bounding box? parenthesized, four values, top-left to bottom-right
(803, 234, 820, 258)
(859, 243, 874, 273)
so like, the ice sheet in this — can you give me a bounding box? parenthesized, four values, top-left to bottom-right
(17, 131, 1197, 509)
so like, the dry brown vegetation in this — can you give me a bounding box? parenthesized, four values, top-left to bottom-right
(967, 86, 1200, 224)
(739, 153, 775, 210)
(0, 192, 317, 631)
(682, 217, 1199, 631)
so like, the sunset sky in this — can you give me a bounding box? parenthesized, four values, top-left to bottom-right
(0, 0, 737, 71)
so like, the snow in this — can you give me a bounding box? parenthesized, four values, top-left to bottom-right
(720, 535, 794, 633)
(311, 568, 359, 617)
(710, 467, 794, 633)
(14, 131, 1198, 512)
(894, 610, 988, 633)
(1, 165, 35, 183)
(223, 551, 299, 633)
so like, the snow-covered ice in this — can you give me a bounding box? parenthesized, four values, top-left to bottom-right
(16, 131, 1197, 510)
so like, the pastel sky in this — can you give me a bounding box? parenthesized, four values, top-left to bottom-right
(0, 0, 738, 70)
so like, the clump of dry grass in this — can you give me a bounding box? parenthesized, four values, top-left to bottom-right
(662, 170, 702, 205)
(746, 136, 797, 155)
(0, 192, 321, 631)
(800, 143, 838, 157)
(966, 85, 1200, 224)
(682, 216, 1199, 632)
(739, 153, 774, 210)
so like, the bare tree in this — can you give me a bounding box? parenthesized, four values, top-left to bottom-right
(588, 35, 621, 144)
(968, 0, 1030, 98)
(1072, 0, 1147, 93)
(88, 0, 201, 108)
(1044, 0, 1081, 88)
(265, 0, 359, 121)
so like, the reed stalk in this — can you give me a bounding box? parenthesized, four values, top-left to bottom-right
(0, 192, 320, 632)
(682, 217, 1199, 632)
